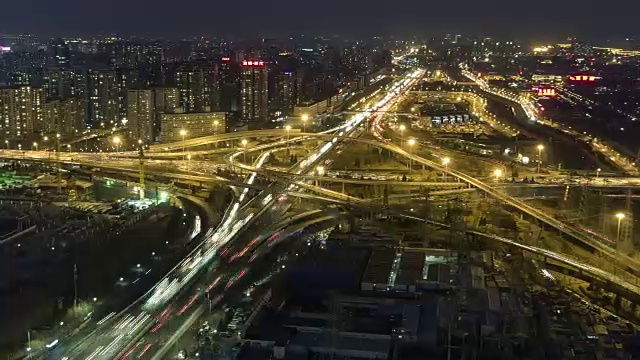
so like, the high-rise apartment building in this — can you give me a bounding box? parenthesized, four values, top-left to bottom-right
(240, 59, 268, 125)
(86, 69, 119, 129)
(49, 38, 71, 68)
(153, 87, 179, 140)
(341, 46, 370, 75)
(115, 68, 137, 122)
(218, 57, 239, 112)
(127, 87, 179, 143)
(127, 90, 155, 142)
(0, 86, 44, 141)
(154, 87, 180, 114)
(272, 71, 295, 116)
(176, 63, 219, 113)
(44, 67, 86, 99)
(43, 98, 84, 137)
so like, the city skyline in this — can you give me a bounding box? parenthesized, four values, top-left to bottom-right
(2, 0, 639, 43)
(2, 23, 640, 359)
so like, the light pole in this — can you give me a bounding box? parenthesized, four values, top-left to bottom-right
(616, 212, 626, 247)
(442, 157, 450, 181)
(32, 142, 38, 151)
(212, 120, 220, 149)
(241, 139, 248, 173)
(4, 140, 8, 149)
(187, 154, 192, 171)
(180, 129, 187, 160)
(399, 124, 406, 145)
(301, 114, 309, 133)
(43, 136, 50, 159)
(56, 133, 61, 194)
(407, 138, 416, 173)
(536, 144, 544, 173)
(285, 125, 292, 155)
(316, 166, 325, 187)
(493, 168, 503, 182)
(137, 139, 145, 199)
(112, 136, 121, 153)
(596, 168, 601, 179)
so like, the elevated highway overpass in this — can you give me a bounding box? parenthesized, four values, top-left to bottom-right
(247, 187, 640, 305)
(6, 127, 640, 272)
(222, 131, 640, 282)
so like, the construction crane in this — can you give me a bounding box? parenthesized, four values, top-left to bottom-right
(56, 133, 61, 194)
(138, 139, 145, 199)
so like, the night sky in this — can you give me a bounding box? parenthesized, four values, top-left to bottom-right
(2, 0, 637, 42)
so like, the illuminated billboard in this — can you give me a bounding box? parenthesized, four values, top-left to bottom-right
(537, 88, 556, 97)
(242, 60, 264, 66)
(568, 75, 598, 81)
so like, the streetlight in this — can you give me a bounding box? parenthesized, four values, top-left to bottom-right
(493, 168, 503, 182)
(187, 154, 192, 171)
(285, 125, 292, 155)
(442, 157, 451, 181)
(536, 144, 544, 173)
(316, 166, 325, 187)
(179, 129, 187, 160)
(407, 138, 416, 173)
(399, 124, 406, 144)
(213, 120, 220, 134)
(4, 140, 8, 149)
(241, 139, 248, 171)
(112, 136, 121, 153)
(301, 114, 309, 133)
(616, 212, 626, 246)
(596, 168, 601, 179)
(32, 142, 38, 151)
(285, 125, 292, 141)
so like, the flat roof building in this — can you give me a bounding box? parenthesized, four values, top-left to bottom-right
(159, 111, 225, 143)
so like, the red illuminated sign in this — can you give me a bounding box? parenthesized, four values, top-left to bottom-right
(569, 75, 596, 81)
(537, 88, 556, 97)
(242, 60, 264, 66)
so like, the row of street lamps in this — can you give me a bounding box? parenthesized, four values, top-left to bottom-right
(396, 123, 633, 252)
(106, 122, 630, 248)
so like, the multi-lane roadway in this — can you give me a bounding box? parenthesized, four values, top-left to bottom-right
(16, 68, 424, 359)
(8, 64, 640, 358)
